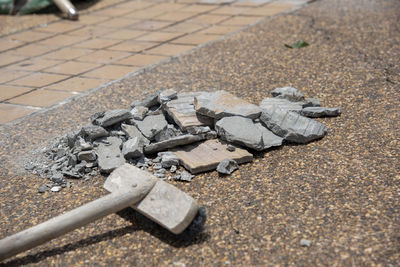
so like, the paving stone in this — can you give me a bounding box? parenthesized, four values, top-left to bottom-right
(122, 137, 144, 159)
(300, 107, 341, 118)
(94, 109, 132, 127)
(215, 116, 265, 151)
(77, 150, 96, 161)
(164, 91, 213, 131)
(260, 107, 327, 144)
(79, 125, 108, 141)
(259, 97, 304, 113)
(172, 139, 253, 174)
(144, 134, 207, 154)
(95, 136, 125, 173)
(130, 106, 148, 120)
(133, 114, 168, 140)
(158, 88, 177, 104)
(271, 86, 305, 102)
(194, 90, 262, 119)
(216, 158, 238, 175)
(254, 123, 283, 149)
(121, 123, 149, 145)
(159, 152, 180, 168)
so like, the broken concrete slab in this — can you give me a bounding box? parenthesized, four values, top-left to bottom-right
(122, 137, 144, 159)
(271, 87, 305, 102)
(194, 90, 262, 120)
(121, 124, 149, 145)
(254, 123, 284, 149)
(79, 125, 108, 142)
(133, 114, 168, 140)
(300, 107, 341, 118)
(95, 137, 125, 173)
(94, 109, 132, 127)
(172, 139, 253, 174)
(216, 158, 238, 175)
(158, 89, 177, 104)
(164, 91, 213, 131)
(130, 106, 148, 121)
(77, 150, 96, 162)
(139, 92, 160, 108)
(215, 116, 264, 151)
(154, 124, 182, 142)
(260, 107, 327, 144)
(159, 152, 180, 168)
(259, 98, 304, 113)
(144, 134, 207, 154)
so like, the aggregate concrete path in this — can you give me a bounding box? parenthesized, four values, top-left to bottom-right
(1, 0, 399, 265)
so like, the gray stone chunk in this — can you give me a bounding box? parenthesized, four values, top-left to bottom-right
(154, 124, 182, 142)
(94, 109, 132, 127)
(38, 185, 47, 193)
(259, 98, 304, 113)
(78, 150, 96, 162)
(300, 107, 341, 118)
(254, 123, 283, 149)
(186, 126, 210, 135)
(260, 107, 327, 144)
(95, 137, 125, 173)
(122, 137, 144, 159)
(271, 86, 305, 102)
(215, 116, 264, 151)
(79, 125, 108, 141)
(159, 152, 180, 168)
(133, 114, 168, 140)
(303, 98, 321, 107)
(121, 124, 149, 145)
(180, 170, 194, 182)
(158, 88, 177, 104)
(140, 92, 160, 108)
(194, 90, 262, 119)
(216, 158, 238, 175)
(144, 134, 207, 154)
(130, 106, 148, 121)
(300, 239, 312, 247)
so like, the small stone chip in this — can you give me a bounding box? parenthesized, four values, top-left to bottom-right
(216, 158, 238, 175)
(300, 239, 311, 247)
(51, 186, 62, 192)
(38, 185, 48, 193)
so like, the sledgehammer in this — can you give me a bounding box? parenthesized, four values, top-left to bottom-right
(0, 164, 199, 261)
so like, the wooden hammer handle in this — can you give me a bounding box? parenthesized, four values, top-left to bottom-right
(0, 182, 155, 262)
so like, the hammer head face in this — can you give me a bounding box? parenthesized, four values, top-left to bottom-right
(104, 164, 199, 234)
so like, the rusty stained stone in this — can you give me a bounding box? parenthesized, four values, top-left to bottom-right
(164, 91, 213, 131)
(172, 139, 253, 174)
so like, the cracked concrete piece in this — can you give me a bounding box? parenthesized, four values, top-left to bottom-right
(94, 109, 132, 127)
(260, 107, 327, 144)
(133, 114, 168, 140)
(130, 106, 148, 121)
(154, 124, 182, 142)
(215, 116, 265, 151)
(304, 98, 321, 107)
(301, 107, 341, 118)
(194, 90, 262, 119)
(77, 150, 96, 162)
(95, 137, 125, 173)
(158, 89, 177, 104)
(186, 126, 211, 135)
(79, 125, 108, 142)
(140, 92, 160, 108)
(271, 87, 305, 102)
(144, 134, 207, 154)
(259, 98, 304, 113)
(122, 137, 144, 159)
(160, 152, 180, 168)
(254, 123, 284, 149)
(164, 91, 213, 131)
(172, 139, 253, 174)
(121, 124, 149, 145)
(216, 158, 238, 175)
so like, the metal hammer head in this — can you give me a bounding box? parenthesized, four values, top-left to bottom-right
(103, 164, 199, 234)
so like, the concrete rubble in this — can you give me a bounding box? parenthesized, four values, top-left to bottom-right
(25, 87, 341, 192)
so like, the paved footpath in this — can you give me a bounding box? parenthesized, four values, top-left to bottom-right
(0, 0, 399, 265)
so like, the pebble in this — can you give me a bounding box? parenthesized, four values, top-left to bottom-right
(216, 158, 238, 175)
(170, 165, 177, 173)
(38, 185, 48, 193)
(300, 239, 312, 247)
(227, 144, 236, 152)
(51, 186, 62, 192)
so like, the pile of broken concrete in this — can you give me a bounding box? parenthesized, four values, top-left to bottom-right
(26, 87, 340, 193)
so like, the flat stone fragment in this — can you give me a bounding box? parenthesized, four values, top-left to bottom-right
(158, 88, 177, 104)
(215, 116, 265, 151)
(271, 87, 305, 102)
(140, 92, 160, 108)
(254, 123, 283, 149)
(180, 170, 194, 182)
(94, 109, 132, 127)
(154, 124, 182, 142)
(79, 125, 108, 141)
(133, 114, 168, 140)
(216, 158, 238, 175)
(144, 134, 207, 154)
(122, 137, 144, 159)
(159, 152, 180, 168)
(304, 98, 321, 107)
(300, 107, 341, 118)
(172, 139, 253, 174)
(300, 239, 312, 247)
(194, 90, 262, 119)
(121, 124, 149, 145)
(77, 150, 96, 162)
(95, 137, 125, 173)
(260, 107, 327, 144)
(164, 91, 213, 131)
(130, 106, 148, 121)
(259, 98, 304, 113)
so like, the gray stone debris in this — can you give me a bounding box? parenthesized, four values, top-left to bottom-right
(51, 186, 62, 192)
(94, 109, 132, 127)
(271, 87, 305, 102)
(78, 150, 96, 162)
(154, 124, 182, 142)
(79, 125, 108, 141)
(195, 90, 262, 120)
(186, 126, 211, 135)
(301, 107, 341, 118)
(260, 107, 327, 144)
(227, 144, 236, 152)
(95, 137, 125, 173)
(38, 185, 47, 193)
(144, 134, 207, 154)
(259, 98, 304, 113)
(158, 88, 177, 104)
(130, 106, 148, 121)
(121, 124, 149, 145)
(300, 239, 312, 247)
(170, 165, 177, 173)
(216, 159, 238, 175)
(133, 114, 168, 140)
(140, 92, 160, 108)
(304, 98, 321, 107)
(159, 152, 180, 168)
(122, 137, 144, 159)
(254, 123, 283, 149)
(180, 170, 194, 182)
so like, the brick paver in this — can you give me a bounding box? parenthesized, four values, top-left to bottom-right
(0, 0, 304, 125)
